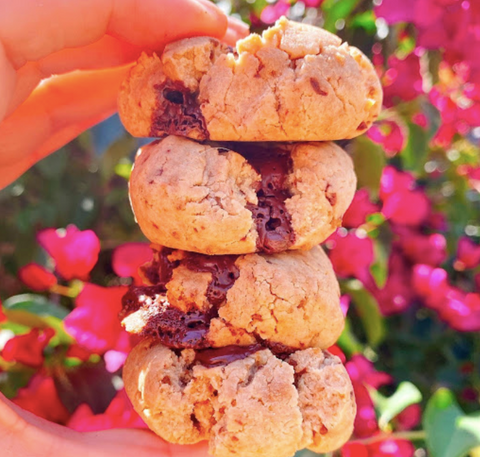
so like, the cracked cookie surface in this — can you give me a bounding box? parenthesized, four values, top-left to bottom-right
(118, 17, 382, 142)
(121, 245, 343, 350)
(129, 136, 356, 255)
(124, 340, 355, 457)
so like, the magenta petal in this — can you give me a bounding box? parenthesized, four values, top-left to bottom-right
(38, 225, 100, 281)
(112, 243, 153, 284)
(18, 263, 57, 291)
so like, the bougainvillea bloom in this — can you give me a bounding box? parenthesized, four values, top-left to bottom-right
(112, 243, 153, 285)
(37, 225, 100, 281)
(18, 263, 57, 291)
(380, 167, 430, 226)
(396, 229, 447, 266)
(367, 120, 406, 155)
(343, 439, 415, 457)
(343, 189, 379, 228)
(382, 54, 423, 107)
(0, 301, 6, 322)
(327, 230, 375, 279)
(13, 374, 70, 424)
(64, 284, 127, 354)
(395, 404, 422, 431)
(2, 328, 55, 367)
(260, 0, 290, 24)
(454, 236, 480, 270)
(67, 389, 146, 432)
(346, 355, 392, 388)
(373, 250, 415, 315)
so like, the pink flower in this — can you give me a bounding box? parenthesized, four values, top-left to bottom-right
(0, 301, 6, 322)
(340, 295, 351, 317)
(367, 120, 406, 156)
(260, 0, 290, 24)
(395, 404, 422, 431)
(343, 439, 415, 457)
(2, 328, 55, 368)
(343, 189, 379, 229)
(327, 230, 375, 280)
(67, 389, 146, 432)
(383, 54, 423, 107)
(412, 112, 429, 129)
(413, 264, 480, 331)
(380, 167, 430, 226)
(374, 0, 416, 24)
(18, 263, 57, 291)
(396, 228, 447, 266)
(37, 225, 100, 281)
(454, 237, 480, 270)
(64, 284, 128, 354)
(346, 355, 393, 388)
(369, 439, 415, 457)
(13, 374, 69, 424)
(353, 383, 380, 438)
(373, 250, 415, 315)
(112, 243, 153, 285)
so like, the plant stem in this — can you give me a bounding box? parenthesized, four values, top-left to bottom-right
(355, 430, 427, 445)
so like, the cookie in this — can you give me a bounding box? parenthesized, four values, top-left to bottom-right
(121, 245, 343, 351)
(129, 136, 356, 255)
(123, 339, 356, 457)
(118, 17, 382, 142)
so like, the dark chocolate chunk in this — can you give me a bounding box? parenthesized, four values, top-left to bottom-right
(239, 146, 295, 254)
(121, 248, 239, 349)
(151, 80, 208, 139)
(194, 344, 263, 368)
(310, 78, 327, 96)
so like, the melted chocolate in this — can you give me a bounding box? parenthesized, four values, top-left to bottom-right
(151, 80, 208, 139)
(184, 254, 239, 306)
(240, 147, 295, 254)
(121, 248, 239, 349)
(194, 344, 263, 368)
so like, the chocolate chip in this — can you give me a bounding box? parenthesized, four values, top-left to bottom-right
(310, 78, 327, 96)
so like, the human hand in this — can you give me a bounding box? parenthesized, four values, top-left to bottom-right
(0, 392, 209, 457)
(0, 0, 249, 189)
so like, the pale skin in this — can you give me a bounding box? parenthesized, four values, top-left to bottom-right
(0, 0, 248, 455)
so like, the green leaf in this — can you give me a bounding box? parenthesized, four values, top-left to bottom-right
(337, 317, 363, 357)
(370, 238, 389, 288)
(343, 280, 385, 347)
(114, 159, 133, 179)
(322, 0, 361, 32)
(372, 382, 422, 429)
(424, 388, 480, 457)
(351, 136, 386, 199)
(351, 11, 377, 34)
(3, 294, 73, 345)
(401, 122, 429, 173)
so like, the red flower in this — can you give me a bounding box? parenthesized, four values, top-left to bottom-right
(327, 345, 346, 363)
(13, 374, 69, 424)
(374, 0, 416, 24)
(352, 383, 379, 438)
(112, 243, 153, 285)
(18, 263, 57, 291)
(327, 230, 375, 280)
(367, 120, 407, 156)
(64, 284, 127, 354)
(343, 189, 379, 229)
(2, 328, 55, 368)
(454, 237, 480, 270)
(0, 301, 6, 322)
(67, 389, 146, 432)
(37, 225, 100, 281)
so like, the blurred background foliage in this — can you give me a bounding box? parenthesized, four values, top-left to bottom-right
(1, 0, 480, 456)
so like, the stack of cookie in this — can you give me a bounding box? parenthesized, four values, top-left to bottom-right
(117, 18, 382, 457)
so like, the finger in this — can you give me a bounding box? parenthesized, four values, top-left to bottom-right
(5, 36, 142, 118)
(0, 0, 228, 68)
(0, 66, 130, 189)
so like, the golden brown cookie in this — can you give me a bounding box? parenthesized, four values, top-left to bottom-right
(129, 136, 356, 255)
(120, 245, 343, 351)
(124, 340, 356, 457)
(118, 17, 382, 142)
